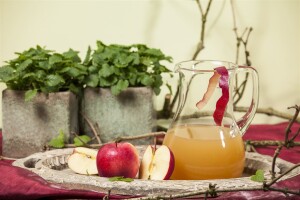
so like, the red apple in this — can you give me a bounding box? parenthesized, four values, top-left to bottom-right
(139, 145, 175, 180)
(96, 142, 139, 178)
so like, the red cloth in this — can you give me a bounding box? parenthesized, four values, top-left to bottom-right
(0, 123, 300, 199)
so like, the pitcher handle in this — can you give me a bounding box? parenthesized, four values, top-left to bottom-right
(236, 66, 259, 135)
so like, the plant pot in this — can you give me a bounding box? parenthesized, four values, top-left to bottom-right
(2, 89, 78, 158)
(80, 87, 155, 144)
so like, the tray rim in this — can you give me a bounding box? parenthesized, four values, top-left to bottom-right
(12, 147, 300, 196)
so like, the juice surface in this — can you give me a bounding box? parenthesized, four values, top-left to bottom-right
(163, 125, 245, 180)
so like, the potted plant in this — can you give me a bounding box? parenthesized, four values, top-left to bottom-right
(0, 45, 87, 158)
(80, 41, 172, 143)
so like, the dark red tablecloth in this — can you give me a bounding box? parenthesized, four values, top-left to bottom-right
(1, 122, 300, 200)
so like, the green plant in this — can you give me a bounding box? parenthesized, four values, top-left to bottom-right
(0, 45, 87, 101)
(83, 41, 172, 95)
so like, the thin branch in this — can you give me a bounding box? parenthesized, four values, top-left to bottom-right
(45, 132, 166, 150)
(234, 106, 300, 123)
(290, 128, 300, 143)
(72, 132, 90, 148)
(230, 0, 253, 106)
(80, 112, 102, 144)
(247, 140, 300, 147)
(271, 145, 283, 179)
(114, 132, 166, 143)
(285, 105, 300, 142)
(192, 0, 213, 60)
(266, 163, 300, 187)
(0, 156, 17, 160)
(130, 186, 264, 200)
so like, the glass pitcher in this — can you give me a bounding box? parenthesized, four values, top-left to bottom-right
(163, 60, 259, 180)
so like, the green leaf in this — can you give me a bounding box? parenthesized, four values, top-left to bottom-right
(140, 74, 154, 86)
(99, 76, 118, 87)
(111, 80, 129, 95)
(99, 63, 115, 77)
(17, 59, 32, 72)
(48, 130, 65, 148)
(69, 83, 80, 94)
(49, 54, 63, 65)
(83, 46, 91, 65)
(250, 169, 265, 182)
(74, 63, 87, 72)
(166, 83, 173, 95)
(23, 72, 36, 79)
(0, 66, 15, 82)
(38, 61, 50, 70)
(62, 49, 81, 62)
(108, 176, 134, 182)
(25, 89, 38, 101)
(35, 70, 46, 80)
(46, 74, 65, 87)
(85, 74, 99, 87)
(144, 48, 164, 57)
(153, 87, 161, 95)
(73, 135, 92, 147)
(88, 65, 98, 73)
(67, 67, 81, 77)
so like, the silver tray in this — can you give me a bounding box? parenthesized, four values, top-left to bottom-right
(13, 146, 300, 196)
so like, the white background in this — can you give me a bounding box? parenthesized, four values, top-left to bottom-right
(0, 0, 299, 127)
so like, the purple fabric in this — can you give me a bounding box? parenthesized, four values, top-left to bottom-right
(0, 122, 300, 199)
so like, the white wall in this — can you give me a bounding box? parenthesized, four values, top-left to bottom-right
(0, 0, 299, 127)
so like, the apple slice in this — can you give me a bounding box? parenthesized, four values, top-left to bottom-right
(139, 145, 175, 180)
(68, 147, 98, 175)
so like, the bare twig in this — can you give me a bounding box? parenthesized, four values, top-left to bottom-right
(234, 106, 300, 123)
(230, 0, 253, 106)
(271, 105, 300, 178)
(45, 132, 166, 150)
(247, 140, 300, 147)
(80, 112, 102, 144)
(290, 128, 300, 143)
(114, 132, 166, 143)
(166, 0, 214, 118)
(192, 0, 213, 60)
(0, 155, 17, 160)
(266, 163, 300, 187)
(285, 105, 300, 143)
(271, 145, 283, 179)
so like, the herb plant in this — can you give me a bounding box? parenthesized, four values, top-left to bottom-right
(0, 46, 87, 101)
(83, 41, 172, 95)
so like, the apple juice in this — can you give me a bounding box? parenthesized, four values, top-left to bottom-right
(163, 125, 245, 180)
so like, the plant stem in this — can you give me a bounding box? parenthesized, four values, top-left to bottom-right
(80, 112, 102, 144)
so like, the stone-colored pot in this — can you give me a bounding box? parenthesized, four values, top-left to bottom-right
(80, 87, 155, 144)
(2, 89, 78, 158)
